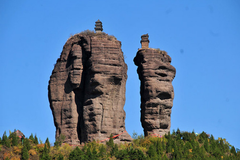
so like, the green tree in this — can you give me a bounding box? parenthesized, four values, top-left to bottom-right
(98, 144, 106, 158)
(45, 138, 50, 153)
(182, 132, 191, 141)
(147, 144, 157, 158)
(198, 136, 204, 143)
(230, 146, 236, 156)
(23, 138, 31, 151)
(106, 134, 114, 148)
(204, 139, 209, 152)
(29, 133, 35, 142)
(54, 134, 65, 147)
(162, 154, 169, 160)
(110, 144, 118, 157)
(166, 132, 172, 153)
(172, 129, 176, 136)
(10, 132, 18, 146)
(57, 154, 64, 160)
(129, 148, 146, 160)
(209, 138, 216, 154)
(156, 139, 163, 156)
(21, 145, 29, 160)
(1, 131, 8, 146)
(184, 141, 193, 157)
(199, 131, 209, 140)
(190, 130, 196, 140)
(116, 149, 130, 160)
(69, 146, 85, 160)
(34, 134, 39, 144)
(40, 143, 51, 160)
(176, 128, 181, 141)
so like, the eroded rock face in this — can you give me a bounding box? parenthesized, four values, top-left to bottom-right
(134, 48, 176, 136)
(48, 31, 132, 144)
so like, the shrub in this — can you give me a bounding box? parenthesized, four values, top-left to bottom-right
(13, 146, 21, 154)
(29, 149, 37, 156)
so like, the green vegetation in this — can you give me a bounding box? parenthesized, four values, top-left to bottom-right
(0, 129, 239, 160)
(68, 29, 117, 41)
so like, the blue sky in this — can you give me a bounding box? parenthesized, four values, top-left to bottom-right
(0, 0, 239, 148)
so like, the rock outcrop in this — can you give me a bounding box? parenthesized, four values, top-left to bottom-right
(134, 34, 176, 137)
(48, 28, 132, 144)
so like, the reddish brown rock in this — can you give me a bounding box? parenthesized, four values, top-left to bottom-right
(48, 30, 132, 144)
(134, 34, 176, 137)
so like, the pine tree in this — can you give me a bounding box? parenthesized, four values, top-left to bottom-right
(191, 130, 196, 140)
(29, 133, 34, 142)
(162, 138, 166, 150)
(166, 132, 172, 153)
(199, 131, 209, 140)
(110, 144, 118, 157)
(156, 139, 163, 155)
(45, 138, 50, 153)
(106, 134, 114, 148)
(98, 144, 106, 158)
(1, 131, 8, 146)
(204, 138, 209, 152)
(230, 146, 236, 156)
(40, 143, 51, 160)
(23, 138, 31, 151)
(198, 136, 204, 143)
(209, 138, 216, 154)
(147, 144, 157, 158)
(69, 146, 85, 160)
(176, 128, 181, 141)
(54, 134, 65, 147)
(86, 147, 93, 159)
(5, 139, 11, 148)
(162, 154, 169, 160)
(21, 145, 29, 160)
(172, 129, 176, 136)
(34, 134, 39, 144)
(11, 132, 18, 146)
(57, 154, 64, 160)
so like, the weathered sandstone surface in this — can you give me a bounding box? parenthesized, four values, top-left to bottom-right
(48, 31, 132, 144)
(134, 37, 176, 136)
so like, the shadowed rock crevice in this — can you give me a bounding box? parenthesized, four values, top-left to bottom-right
(48, 31, 132, 144)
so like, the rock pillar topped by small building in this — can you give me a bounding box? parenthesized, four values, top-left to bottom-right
(134, 34, 176, 137)
(48, 20, 132, 145)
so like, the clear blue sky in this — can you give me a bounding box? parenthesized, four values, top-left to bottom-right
(0, 0, 239, 148)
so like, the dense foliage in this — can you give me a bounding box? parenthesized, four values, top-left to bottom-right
(0, 129, 239, 160)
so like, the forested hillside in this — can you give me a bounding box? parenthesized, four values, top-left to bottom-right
(0, 129, 239, 160)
